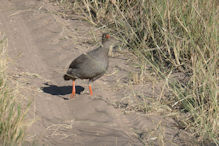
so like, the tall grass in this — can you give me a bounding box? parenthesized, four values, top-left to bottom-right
(0, 34, 28, 145)
(55, 0, 218, 144)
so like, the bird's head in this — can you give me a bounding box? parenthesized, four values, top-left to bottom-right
(102, 33, 111, 43)
(101, 33, 119, 54)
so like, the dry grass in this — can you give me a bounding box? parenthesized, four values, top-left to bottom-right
(53, 0, 218, 144)
(0, 33, 29, 145)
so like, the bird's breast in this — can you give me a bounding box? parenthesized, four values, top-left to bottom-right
(94, 57, 109, 71)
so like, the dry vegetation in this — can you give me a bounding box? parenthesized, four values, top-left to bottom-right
(53, 0, 219, 144)
(0, 34, 28, 145)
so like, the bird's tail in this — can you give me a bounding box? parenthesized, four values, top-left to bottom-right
(63, 74, 71, 80)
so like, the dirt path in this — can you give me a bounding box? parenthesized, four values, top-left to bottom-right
(0, 0, 191, 145)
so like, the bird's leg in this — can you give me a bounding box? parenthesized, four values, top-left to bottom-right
(71, 80, 76, 98)
(88, 80, 93, 96)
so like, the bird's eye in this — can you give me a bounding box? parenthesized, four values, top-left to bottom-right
(106, 34, 110, 39)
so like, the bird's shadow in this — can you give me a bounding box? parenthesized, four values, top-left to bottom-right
(41, 82, 84, 97)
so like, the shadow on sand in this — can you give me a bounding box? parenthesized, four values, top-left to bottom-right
(41, 83, 84, 97)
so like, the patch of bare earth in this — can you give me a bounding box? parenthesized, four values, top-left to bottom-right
(0, 0, 195, 145)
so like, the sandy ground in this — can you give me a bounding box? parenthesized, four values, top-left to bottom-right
(0, 0, 193, 145)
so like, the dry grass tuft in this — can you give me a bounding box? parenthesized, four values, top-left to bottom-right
(0, 33, 30, 145)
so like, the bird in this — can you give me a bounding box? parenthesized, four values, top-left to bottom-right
(63, 33, 115, 98)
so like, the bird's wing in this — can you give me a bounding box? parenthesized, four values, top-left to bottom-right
(69, 53, 90, 69)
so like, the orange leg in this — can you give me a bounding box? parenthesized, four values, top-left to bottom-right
(71, 80, 76, 98)
(89, 84, 93, 96)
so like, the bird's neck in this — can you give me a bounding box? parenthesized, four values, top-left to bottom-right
(101, 41, 111, 55)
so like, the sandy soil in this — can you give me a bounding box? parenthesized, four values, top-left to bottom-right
(0, 0, 193, 145)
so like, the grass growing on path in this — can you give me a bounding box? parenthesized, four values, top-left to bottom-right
(54, 0, 218, 144)
(0, 34, 28, 145)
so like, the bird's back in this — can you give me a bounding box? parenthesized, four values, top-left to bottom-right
(66, 47, 109, 80)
